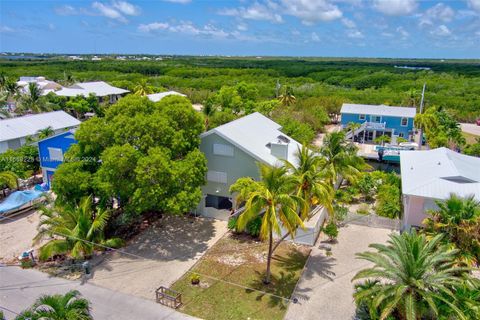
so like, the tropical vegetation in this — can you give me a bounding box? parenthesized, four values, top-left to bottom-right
(353, 231, 478, 320)
(16, 290, 92, 320)
(34, 196, 124, 260)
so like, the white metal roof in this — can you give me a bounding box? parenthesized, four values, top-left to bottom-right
(400, 147, 480, 201)
(54, 81, 129, 97)
(341, 103, 417, 118)
(0, 111, 81, 142)
(147, 91, 186, 102)
(201, 112, 303, 167)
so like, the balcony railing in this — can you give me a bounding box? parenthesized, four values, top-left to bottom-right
(365, 121, 386, 130)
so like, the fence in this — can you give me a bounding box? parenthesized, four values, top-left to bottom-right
(343, 212, 400, 230)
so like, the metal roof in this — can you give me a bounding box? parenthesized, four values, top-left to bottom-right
(54, 81, 129, 97)
(341, 103, 417, 118)
(201, 112, 303, 167)
(0, 111, 81, 142)
(400, 147, 480, 201)
(147, 91, 186, 102)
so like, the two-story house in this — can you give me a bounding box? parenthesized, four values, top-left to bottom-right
(197, 112, 303, 220)
(340, 103, 416, 142)
(37, 130, 77, 188)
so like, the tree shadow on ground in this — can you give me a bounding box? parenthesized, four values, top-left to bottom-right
(273, 248, 309, 273)
(246, 270, 297, 309)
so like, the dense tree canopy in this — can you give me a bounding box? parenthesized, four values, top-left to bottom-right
(52, 95, 207, 217)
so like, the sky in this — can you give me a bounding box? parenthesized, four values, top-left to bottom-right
(0, 0, 479, 58)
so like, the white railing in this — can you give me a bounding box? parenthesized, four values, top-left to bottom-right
(365, 121, 386, 130)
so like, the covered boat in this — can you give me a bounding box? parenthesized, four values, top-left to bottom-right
(0, 190, 44, 218)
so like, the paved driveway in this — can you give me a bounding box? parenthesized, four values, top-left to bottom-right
(461, 123, 480, 136)
(0, 266, 196, 320)
(90, 215, 227, 301)
(285, 224, 395, 320)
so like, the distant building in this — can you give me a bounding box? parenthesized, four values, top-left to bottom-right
(147, 91, 186, 102)
(17, 76, 62, 95)
(91, 56, 102, 61)
(54, 81, 129, 103)
(340, 103, 416, 142)
(0, 111, 80, 153)
(400, 147, 480, 230)
(38, 130, 77, 188)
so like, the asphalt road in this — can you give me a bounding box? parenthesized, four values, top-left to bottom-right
(0, 266, 196, 320)
(461, 123, 480, 136)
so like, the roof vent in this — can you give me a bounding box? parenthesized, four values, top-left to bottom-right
(265, 143, 272, 149)
(441, 176, 477, 184)
(277, 135, 290, 144)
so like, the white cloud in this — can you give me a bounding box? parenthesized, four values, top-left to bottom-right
(431, 24, 452, 37)
(396, 26, 409, 39)
(55, 5, 77, 16)
(112, 1, 140, 16)
(467, 0, 480, 13)
(237, 23, 248, 31)
(341, 18, 356, 28)
(219, 3, 283, 23)
(419, 3, 454, 27)
(0, 25, 15, 33)
(311, 32, 320, 41)
(282, 0, 343, 25)
(92, 2, 127, 22)
(346, 29, 363, 39)
(163, 0, 191, 3)
(373, 0, 417, 16)
(138, 21, 230, 39)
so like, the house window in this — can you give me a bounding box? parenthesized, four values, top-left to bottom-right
(213, 143, 234, 157)
(359, 114, 366, 120)
(48, 147, 63, 161)
(205, 195, 232, 210)
(401, 117, 408, 126)
(207, 171, 227, 183)
(372, 116, 381, 123)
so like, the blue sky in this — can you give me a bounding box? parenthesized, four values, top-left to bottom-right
(1, 0, 479, 58)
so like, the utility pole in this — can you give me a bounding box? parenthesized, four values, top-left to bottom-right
(418, 83, 426, 149)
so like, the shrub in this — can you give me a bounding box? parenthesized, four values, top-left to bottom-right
(334, 204, 348, 222)
(323, 221, 338, 241)
(246, 215, 262, 237)
(356, 204, 370, 215)
(190, 273, 200, 285)
(276, 116, 316, 144)
(375, 184, 401, 218)
(227, 216, 238, 230)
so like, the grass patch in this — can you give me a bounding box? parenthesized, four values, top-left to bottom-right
(462, 131, 479, 144)
(171, 233, 310, 320)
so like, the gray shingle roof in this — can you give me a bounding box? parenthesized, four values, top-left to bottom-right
(341, 103, 416, 118)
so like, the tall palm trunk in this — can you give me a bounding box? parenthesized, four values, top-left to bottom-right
(264, 228, 273, 284)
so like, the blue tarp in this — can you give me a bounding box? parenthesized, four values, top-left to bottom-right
(0, 190, 43, 214)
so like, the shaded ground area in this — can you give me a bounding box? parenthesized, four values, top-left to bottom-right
(89, 215, 227, 301)
(285, 224, 394, 320)
(0, 210, 43, 264)
(171, 233, 310, 320)
(0, 266, 196, 320)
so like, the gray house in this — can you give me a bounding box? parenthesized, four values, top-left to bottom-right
(197, 112, 303, 220)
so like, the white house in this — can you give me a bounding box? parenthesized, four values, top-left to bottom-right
(400, 147, 480, 230)
(0, 111, 81, 153)
(147, 91, 186, 102)
(17, 76, 62, 95)
(54, 81, 129, 103)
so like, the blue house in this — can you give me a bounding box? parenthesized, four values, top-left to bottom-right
(340, 103, 416, 142)
(38, 130, 77, 188)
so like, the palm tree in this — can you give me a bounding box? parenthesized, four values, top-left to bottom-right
(0, 171, 19, 196)
(278, 86, 296, 106)
(37, 126, 55, 140)
(319, 131, 366, 187)
(353, 231, 470, 320)
(229, 164, 305, 284)
(34, 196, 124, 260)
(414, 107, 437, 148)
(16, 290, 92, 320)
(346, 122, 361, 142)
(18, 82, 48, 113)
(202, 97, 216, 131)
(133, 79, 154, 96)
(423, 194, 480, 266)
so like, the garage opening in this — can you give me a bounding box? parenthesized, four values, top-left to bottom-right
(205, 195, 232, 210)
